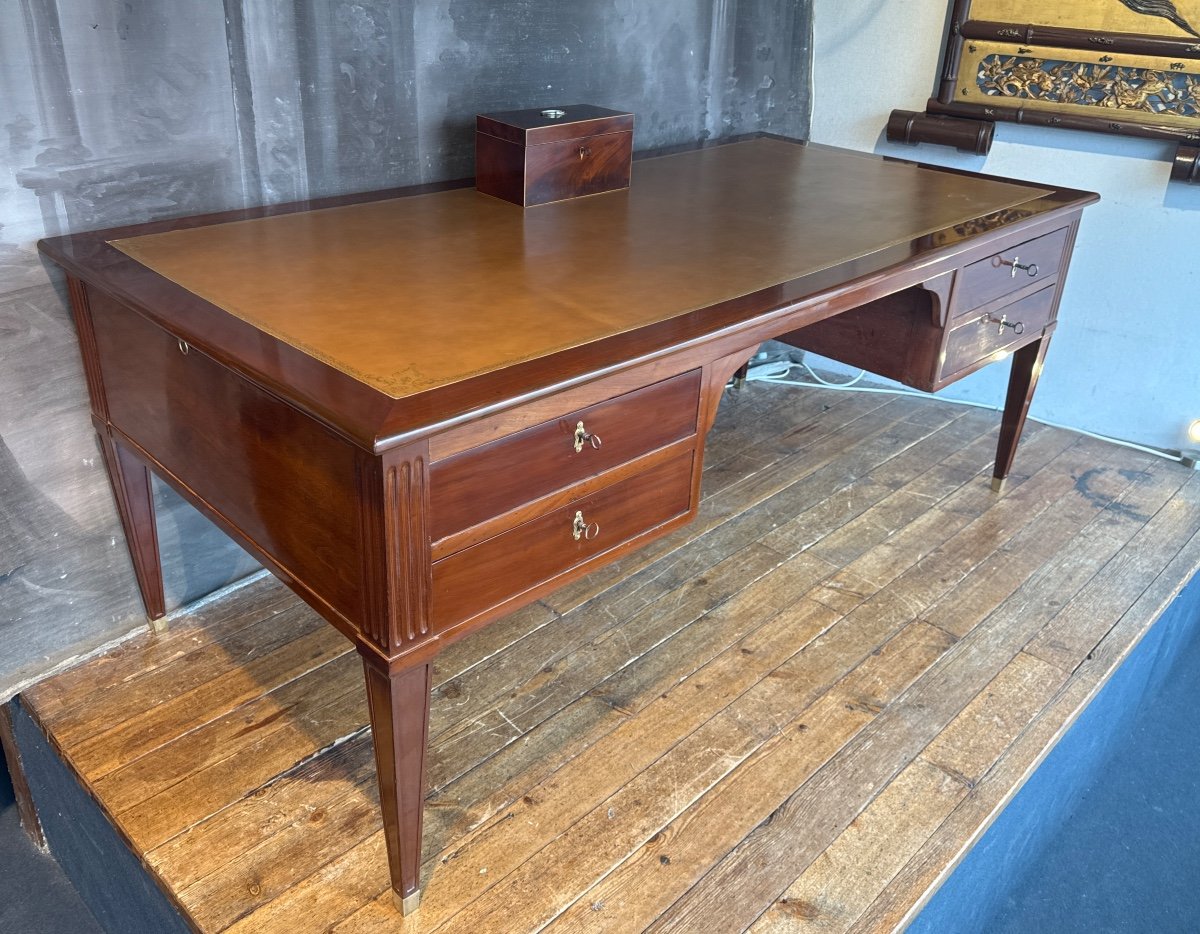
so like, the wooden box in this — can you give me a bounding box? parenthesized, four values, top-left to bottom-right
(475, 105, 634, 207)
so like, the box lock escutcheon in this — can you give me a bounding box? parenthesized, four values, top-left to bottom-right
(573, 420, 602, 453)
(572, 510, 600, 541)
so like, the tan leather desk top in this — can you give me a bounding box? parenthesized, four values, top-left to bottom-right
(111, 139, 1047, 399)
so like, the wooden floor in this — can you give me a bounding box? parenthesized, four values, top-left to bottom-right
(19, 381, 1200, 933)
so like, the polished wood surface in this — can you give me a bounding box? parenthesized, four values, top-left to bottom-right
(105, 140, 1048, 400)
(37, 136, 1098, 913)
(429, 370, 700, 543)
(475, 105, 634, 144)
(88, 288, 367, 633)
(521, 128, 633, 205)
(776, 288, 945, 392)
(941, 285, 1057, 380)
(361, 659, 431, 913)
(954, 226, 1069, 312)
(38, 140, 1094, 452)
(17, 385, 1200, 932)
(475, 106, 634, 207)
(431, 449, 695, 632)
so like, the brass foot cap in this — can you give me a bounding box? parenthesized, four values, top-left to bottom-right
(393, 889, 422, 916)
(990, 476, 1006, 494)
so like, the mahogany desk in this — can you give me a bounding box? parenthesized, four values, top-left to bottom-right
(39, 137, 1097, 915)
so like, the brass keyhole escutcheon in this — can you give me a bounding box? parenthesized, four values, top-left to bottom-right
(578, 146, 592, 160)
(994, 254, 1039, 279)
(573, 421, 602, 453)
(979, 313, 1025, 336)
(572, 510, 600, 542)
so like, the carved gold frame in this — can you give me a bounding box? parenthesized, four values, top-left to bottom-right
(888, 0, 1200, 182)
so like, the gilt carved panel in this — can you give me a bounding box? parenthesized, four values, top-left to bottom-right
(889, 0, 1200, 179)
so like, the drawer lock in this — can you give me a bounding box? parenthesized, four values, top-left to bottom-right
(572, 510, 600, 542)
(994, 254, 1039, 278)
(979, 313, 1025, 336)
(573, 421, 603, 453)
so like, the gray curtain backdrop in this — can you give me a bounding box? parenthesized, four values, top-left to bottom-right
(0, 0, 813, 695)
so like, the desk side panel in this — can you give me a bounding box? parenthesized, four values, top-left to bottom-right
(86, 289, 366, 630)
(776, 287, 944, 392)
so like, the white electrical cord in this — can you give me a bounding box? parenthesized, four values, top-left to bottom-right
(740, 359, 1192, 467)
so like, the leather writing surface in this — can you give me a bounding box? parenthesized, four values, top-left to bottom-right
(111, 139, 1047, 400)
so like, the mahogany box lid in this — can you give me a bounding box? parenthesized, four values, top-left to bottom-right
(476, 105, 634, 146)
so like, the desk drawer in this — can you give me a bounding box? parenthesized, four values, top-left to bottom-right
(955, 227, 1069, 314)
(940, 285, 1056, 380)
(430, 449, 694, 632)
(429, 370, 700, 542)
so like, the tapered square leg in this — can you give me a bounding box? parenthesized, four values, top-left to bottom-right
(98, 432, 166, 622)
(993, 332, 1053, 492)
(362, 656, 432, 916)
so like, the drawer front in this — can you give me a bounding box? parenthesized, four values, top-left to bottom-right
(429, 370, 700, 542)
(87, 291, 367, 622)
(941, 285, 1057, 380)
(431, 450, 695, 632)
(956, 227, 1069, 314)
(524, 130, 633, 205)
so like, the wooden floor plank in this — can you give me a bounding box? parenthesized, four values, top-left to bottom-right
(701, 381, 867, 478)
(1026, 474, 1200, 672)
(748, 757, 967, 934)
(540, 620, 955, 934)
(762, 414, 1001, 562)
(645, 442, 1147, 932)
(23, 575, 295, 719)
(919, 449, 1162, 640)
(236, 596, 846, 933)
(850, 521, 1200, 934)
(921, 651, 1070, 787)
(33, 599, 332, 746)
(744, 651, 1067, 933)
(96, 652, 363, 816)
(167, 547, 836, 928)
(427, 543, 787, 790)
(73, 620, 350, 779)
(17, 384, 1200, 934)
(148, 725, 378, 890)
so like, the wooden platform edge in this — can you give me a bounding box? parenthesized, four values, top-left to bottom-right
(0, 700, 46, 850)
(7, 695, 194, 934)
(892, 566, 1200, 933)
(893, 544, 1200, 931)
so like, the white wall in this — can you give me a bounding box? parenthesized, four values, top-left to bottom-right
(809, 2, 1200, 453)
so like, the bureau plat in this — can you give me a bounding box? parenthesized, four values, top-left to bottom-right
(38, 136, 1097, 915)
